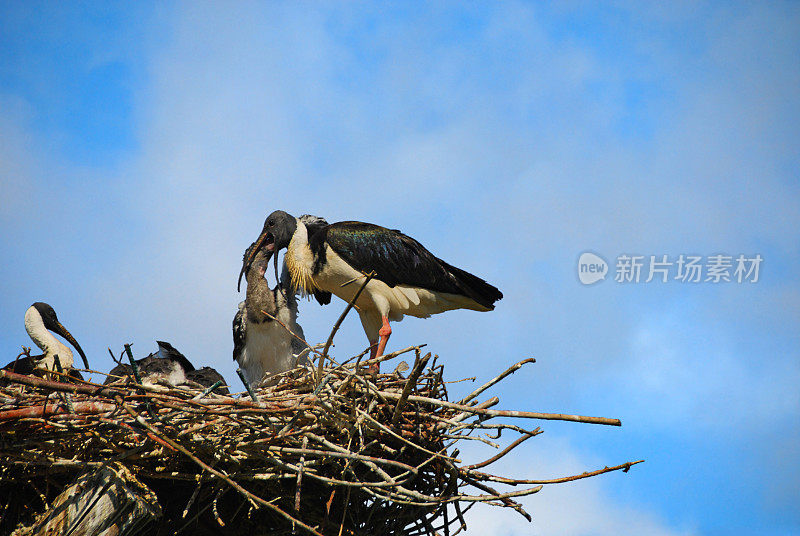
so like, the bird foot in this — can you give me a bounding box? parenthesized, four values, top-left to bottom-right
(365, 344, 381, 376)
(365, 361, 380, 376)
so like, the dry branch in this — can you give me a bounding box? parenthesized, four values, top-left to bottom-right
(1, 343, 640, 535)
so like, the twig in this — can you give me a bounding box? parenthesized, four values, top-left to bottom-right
(123, 344, 142, 385)
(392, 352, 431, 424)
(465, 429, 542, 470)
(108, 347, 124, 366)
(260, 309, 323, 358)
(236, 368, 260, 404)
(0, 369, 122, 396)
(459, 358, 536, 405)
(465, 459, 646, 485)
(194, 380, 223, 400)
(52, 355, 76, 413)
(295, 436, 308, 512)
(318, 271, 376, 378)
(279, 373, 333, 434)
(124, 343, 157, 420)
(460, 474, 536, 521)
(0, 401, 116, 420)
(113, 395, 324, 536)
(213, 486, 226, 527)
(1, 339, 641, 534)
(380, 391, 622, 426)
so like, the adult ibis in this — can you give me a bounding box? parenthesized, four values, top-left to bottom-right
(3, 302, 89, 379)
(238, 211, 502, 372)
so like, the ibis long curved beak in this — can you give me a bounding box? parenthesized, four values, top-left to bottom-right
(273, 249, 281, 289)
(238, 231, 274, 292)
(53, 321, 89, 369)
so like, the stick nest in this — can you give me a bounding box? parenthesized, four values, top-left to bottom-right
(0, 346, 639, 535)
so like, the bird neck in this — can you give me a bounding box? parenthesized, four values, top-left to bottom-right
(286, 221, 316, 295)
(246, 267, 277, 322)
(24, 307, 73, 369)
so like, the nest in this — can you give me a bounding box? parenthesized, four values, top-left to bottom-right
(0, 345, 640, 535)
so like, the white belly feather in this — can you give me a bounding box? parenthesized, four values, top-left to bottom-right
(236, 295, 308, 386)
(286, 220, 488, 344)
(142, 362, 187, 389)
(239, 322, 294, 385)
(314, 245, 487, 322)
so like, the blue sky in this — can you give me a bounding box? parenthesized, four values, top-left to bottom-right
(1, 2, 798, 535)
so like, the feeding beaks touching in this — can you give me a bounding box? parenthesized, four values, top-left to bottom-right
(237, 210, 297, 291)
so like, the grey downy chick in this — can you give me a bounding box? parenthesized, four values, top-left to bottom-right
(105, 341, 229, 394)
(233, 245, 309, 387)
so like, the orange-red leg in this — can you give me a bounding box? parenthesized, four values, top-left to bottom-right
(376, 316, 392, 357)
(367, 316, 391, 375)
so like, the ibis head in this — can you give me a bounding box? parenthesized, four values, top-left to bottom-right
(238, 210, 297, 291)
(30, 302, 89, 369)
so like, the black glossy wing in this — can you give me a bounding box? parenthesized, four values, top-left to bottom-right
(313, 290, 332, 305)
(317, 222, 503, 309)
(3, 356, 36, 375)
(2, 357, 85, 383)
(155, 341, 195, 372)
(300, 215, 333, 306)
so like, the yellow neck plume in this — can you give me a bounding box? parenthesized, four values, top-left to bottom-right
(285, 238, 316, 296)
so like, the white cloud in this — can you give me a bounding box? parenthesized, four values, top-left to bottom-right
(1, 3, 799, 533)
(461, 436, 694, 536)
(625, 311, 800, 430)
(0, 97, 40, 224)
(93, 0, 799, 449)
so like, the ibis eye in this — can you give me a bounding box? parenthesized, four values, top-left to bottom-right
(267, 219, 274, 226)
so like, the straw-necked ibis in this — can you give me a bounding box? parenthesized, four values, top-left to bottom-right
(239, 211, 503, 372)
(3, 302, 89, 379)
(234, 241, 311, 386)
